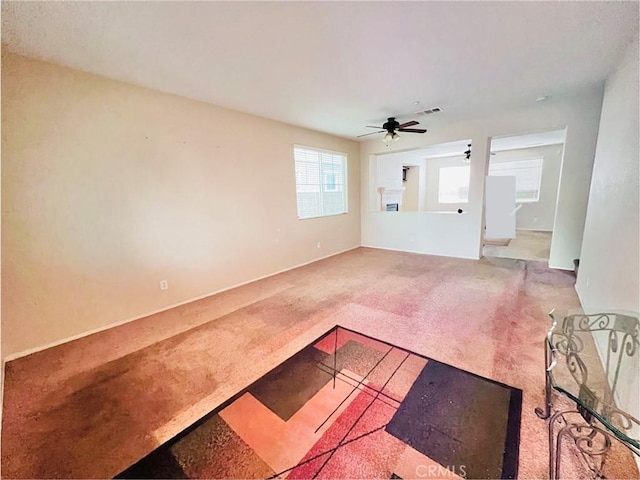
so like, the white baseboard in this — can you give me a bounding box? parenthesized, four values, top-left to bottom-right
(3, 246, 359, 363)
(548, 263, 574, 271)
(360, 244, 480, 261)
(574, 283, 586, 310)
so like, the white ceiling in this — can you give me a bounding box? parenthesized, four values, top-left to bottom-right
(2, 2, 638, 140)
(491, 129, 566, 152)
(404, 139, 474, 159)
(403, 129, 566, 159)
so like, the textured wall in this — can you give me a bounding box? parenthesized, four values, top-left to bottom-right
(577, 35, 639, 315)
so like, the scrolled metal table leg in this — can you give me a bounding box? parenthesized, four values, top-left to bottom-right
(536, 338, 553, 419)
(549, 410, 565, 479)
(548, 410, 611, 479)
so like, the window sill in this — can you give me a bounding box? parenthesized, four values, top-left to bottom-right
(297, 212, 349, 221)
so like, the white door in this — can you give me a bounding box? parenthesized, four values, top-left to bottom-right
(485, 176, 516, 239)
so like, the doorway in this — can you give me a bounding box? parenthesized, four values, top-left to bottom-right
(482, 129, 566, 263)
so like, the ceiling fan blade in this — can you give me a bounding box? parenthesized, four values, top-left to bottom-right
(397, 120, 419, 128)
(357, 130, 384, 137)
(365, 125, 384, 129)
(398, 128, 427, 133)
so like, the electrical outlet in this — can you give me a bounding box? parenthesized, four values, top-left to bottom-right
(160, 280, 169, 290)
(409, 235, 415, 242)
(316, 242, 321, 249)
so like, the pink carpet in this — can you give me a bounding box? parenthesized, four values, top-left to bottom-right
(1, 248, 638, 478)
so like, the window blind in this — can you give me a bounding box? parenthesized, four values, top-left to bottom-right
(489, 158, 543, 202)
(294, 146, 347, 219)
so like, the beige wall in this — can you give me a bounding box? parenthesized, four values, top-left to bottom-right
(576, 34, 639, 315)
(1, 52, 360, 358)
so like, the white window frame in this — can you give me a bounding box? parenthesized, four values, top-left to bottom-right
(294, 145, 348, 219)
(488, 158, 544, 203)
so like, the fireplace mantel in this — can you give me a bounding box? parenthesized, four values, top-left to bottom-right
(377, 186, 405, 211)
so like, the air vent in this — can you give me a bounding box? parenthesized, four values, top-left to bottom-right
(416, 107, 442, 116)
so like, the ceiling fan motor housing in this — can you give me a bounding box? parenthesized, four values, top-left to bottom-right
(383, 117, 400, 132)
(357, 117, 426, 138)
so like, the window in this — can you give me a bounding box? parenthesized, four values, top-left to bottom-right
(324, 173, 337, 191)
(438, 165, 470, 204)
(294, 146, 347, 219)
(489, 158, 543, 202)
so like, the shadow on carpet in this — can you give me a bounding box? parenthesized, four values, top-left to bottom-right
(116, 326, 522, 479)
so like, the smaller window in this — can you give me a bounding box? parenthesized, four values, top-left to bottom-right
(438, 165, 470, 204)
(489, 158, 543, 203)
(294, 146, 347, 219)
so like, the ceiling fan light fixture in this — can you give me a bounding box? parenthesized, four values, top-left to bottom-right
(363, 116, 426, 142)
(462, 144, 472, 162)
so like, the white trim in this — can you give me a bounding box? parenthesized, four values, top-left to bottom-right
(2, 246, 359, 363)
(516, 228, 553, 232)
(361, 244, 480, 261)
(575, 282, 586, 311)
(548, 263, 574, 271)
(296, 212, 348, 221)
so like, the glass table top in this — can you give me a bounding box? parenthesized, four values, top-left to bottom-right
(546, 312, 639, 452)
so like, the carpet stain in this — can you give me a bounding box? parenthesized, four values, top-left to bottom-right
(1, 248, 637, 479)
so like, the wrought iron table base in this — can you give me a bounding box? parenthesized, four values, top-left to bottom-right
(548, 410, 612, 479)
(535, 333, 633, 479)
(535, 335, 554, 421)
(536, 337, 614, 479)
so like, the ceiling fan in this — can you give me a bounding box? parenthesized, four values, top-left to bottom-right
(357, 117, 427, 142)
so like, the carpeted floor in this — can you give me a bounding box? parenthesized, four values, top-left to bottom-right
(1, 247, 638, 478)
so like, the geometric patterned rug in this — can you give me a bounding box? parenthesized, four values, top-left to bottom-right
(116, 326, 522, 479)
